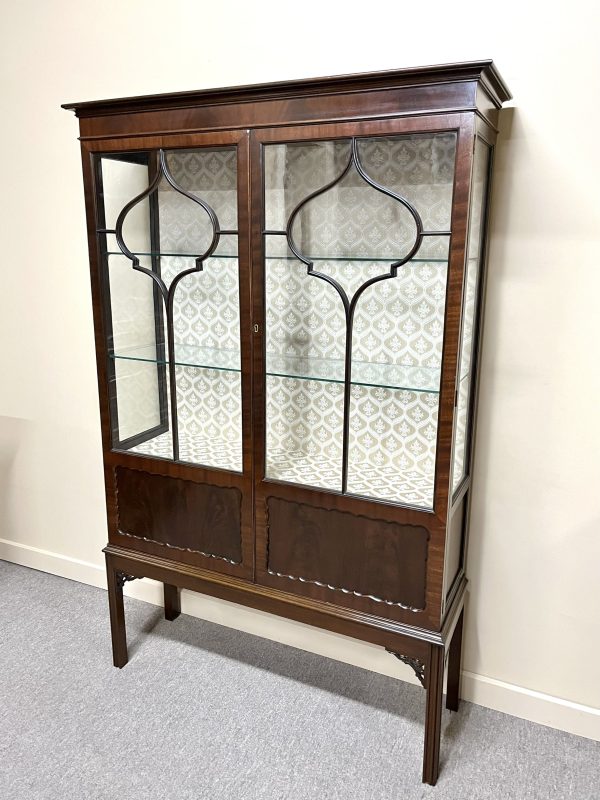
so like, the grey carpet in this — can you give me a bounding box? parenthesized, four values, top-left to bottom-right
(0, 561, 597, 800)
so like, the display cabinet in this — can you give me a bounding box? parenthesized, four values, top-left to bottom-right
(63, 61, 511, 785)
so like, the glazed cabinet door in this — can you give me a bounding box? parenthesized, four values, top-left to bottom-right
(251, 116, 475, 626)
(84, 131, 254, 579)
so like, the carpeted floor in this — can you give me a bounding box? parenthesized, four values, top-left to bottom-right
(0, 560, 597, 799)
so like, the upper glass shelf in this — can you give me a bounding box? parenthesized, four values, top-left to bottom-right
(111, 344, 241, 372)
(105, 251, 447, 263)
(111, 344, 441, 392)
(266, 353, 440, 393)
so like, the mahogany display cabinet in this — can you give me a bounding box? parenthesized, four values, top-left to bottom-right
(63, 61, 511, 785)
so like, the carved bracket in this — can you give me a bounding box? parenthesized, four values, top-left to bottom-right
(386, 648, 426, 688)
(116, 571, 140, 590)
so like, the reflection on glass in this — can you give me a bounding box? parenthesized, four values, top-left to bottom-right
(264, 133, 456, 508)
(97, 147, 242, 472)
(451, 139, 490, 493)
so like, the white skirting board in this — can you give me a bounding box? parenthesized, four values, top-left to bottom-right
(2, 536, 599, 742)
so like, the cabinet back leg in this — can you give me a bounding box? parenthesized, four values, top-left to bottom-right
(446, 608, 464, 712)
(105, 559, 128, 668)
(164, 583, 181, 621)
(422, 644, 444, 785)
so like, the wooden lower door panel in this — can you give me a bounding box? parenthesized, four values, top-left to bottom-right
(108, 464, 254, 580)
(255, 485, 435, 625)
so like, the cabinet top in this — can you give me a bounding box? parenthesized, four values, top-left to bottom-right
(62, 60, 511, 118)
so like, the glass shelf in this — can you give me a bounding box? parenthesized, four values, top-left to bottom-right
(266, 353, 440, 393)
(111, 345, 440, 392)
(267, 256, 448, 263)
(111, 344, 241, 372)
(106, 251, 447, 263)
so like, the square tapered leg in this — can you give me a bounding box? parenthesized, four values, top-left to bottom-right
(446, 609, 464, 712)
(164, 583, 181, 621)
(105, 557, 128, 669)
(423, 644, 444, 785)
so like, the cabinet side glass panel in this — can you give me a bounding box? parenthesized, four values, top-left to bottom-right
(451, 138, 491, 494)
(98, 155, 168, 449)
(263, 133, 456, 508)
(96, 147, 242, 472)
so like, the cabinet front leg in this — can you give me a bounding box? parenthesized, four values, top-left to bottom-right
(164, 583, 181, 621)
(422, 644, 444, 785)
(105, 560, 128, 669)
(446, 608, 464, 712)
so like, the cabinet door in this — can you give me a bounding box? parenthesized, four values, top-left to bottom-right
(89, 132, 253, 578)
(252, 117, 473, 624)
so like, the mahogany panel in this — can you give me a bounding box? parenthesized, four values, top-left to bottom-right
(115, 467, 242, 564)
(443, 496, 465, 605)
(266, 497, 429, 611)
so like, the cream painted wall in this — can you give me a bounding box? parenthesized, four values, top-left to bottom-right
(1, 0, 599, 737)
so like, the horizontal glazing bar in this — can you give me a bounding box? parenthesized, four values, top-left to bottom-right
(264, 230, 451, 237)
(106, 252, 448, 263)
(99, 229, 239, 236)
(106, 250, 239, 259)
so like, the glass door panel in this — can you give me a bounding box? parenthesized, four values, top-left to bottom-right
(96, 146, 242, 471)
(263, 132, 457, 509)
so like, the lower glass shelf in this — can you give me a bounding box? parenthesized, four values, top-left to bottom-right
(266, 448, 434, 508)
(122, 430, 433, 508)
(128, 430, 242, 473)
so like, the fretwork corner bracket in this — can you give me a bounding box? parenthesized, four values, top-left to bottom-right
(386, 648, 426, 688)
(116, 572, 141, 590)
